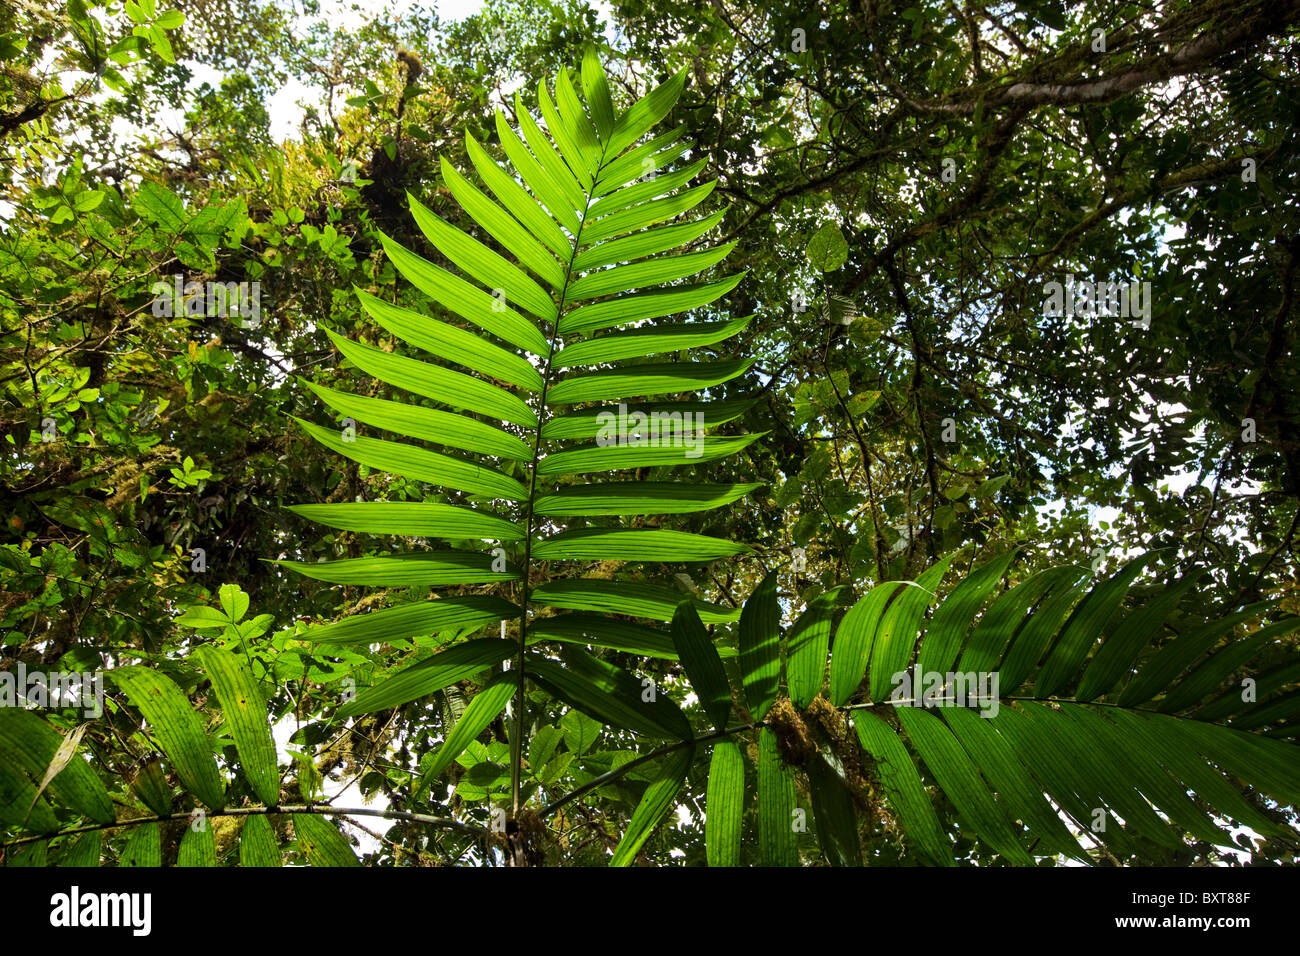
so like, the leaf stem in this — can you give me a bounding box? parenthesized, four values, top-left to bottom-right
(540, 723, 757, 818)
(0, 802, 483, 851)
(510, 132, 609, 819)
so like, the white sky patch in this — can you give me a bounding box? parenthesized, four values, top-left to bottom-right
(272, 711, 389, 860)
(262, 0, 490, 140)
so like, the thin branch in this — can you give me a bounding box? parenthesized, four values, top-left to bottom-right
(0, 803, 482, 851)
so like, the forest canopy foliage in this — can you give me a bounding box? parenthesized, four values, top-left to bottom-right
(1, 0, 1298, 867)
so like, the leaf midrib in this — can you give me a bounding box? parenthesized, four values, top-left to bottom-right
(511, 132, 613, 815)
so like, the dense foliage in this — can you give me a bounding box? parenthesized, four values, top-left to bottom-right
(1, 0, 1297, 867)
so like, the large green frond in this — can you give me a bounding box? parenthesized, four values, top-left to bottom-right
(279, 52, 757, 859)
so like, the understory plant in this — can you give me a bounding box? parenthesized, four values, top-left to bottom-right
(276, 47, 761, 862)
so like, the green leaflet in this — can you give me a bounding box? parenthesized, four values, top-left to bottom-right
(0, 766, 55, 834)
(239, 814, 281, 867)
(828, 581, 908, 707)
(1169, 714, 1300, 808)
(610, 744, 694, 867)
(540, 397, 757, 441)
(273, 551, 521, 587)
(355, 287, 544, 390)
(8, 840, 46, 866)
(531, 579, 740, 623)
(532, 613, 686, 660)
(566, 238, 733, 301)
(1021, 702, 1180, 848)
(293, 813, 361, 867)
(1033, 554, 1150, 699)
(514, 90, 585, 211)
(537, 76, 596, 186)
(1057, 704, 1227, 847)
(194, 646, 280, 806)
(408, 193, 557, 322)
(1160, 617, 1300, 713)
(852, 712, 953, 865)
(547, 357, 755, 405)
(895, 706, 1033, 865)
(671, 602, 732, 730)
(119, 822, 161, 867)
(916, 548, 1017, 677)
(1187, 612, 1291, 721)
(494, 106, 580, 234)
(173, 606, 229, 629)
(757, 726, 798, 866)
(1238, 693, 1300, 730)
(571, 209, 725, 272)
(129, 758, 173, 815)
(806, 754, 862, 866)
(110, 666, 226, 810)
(705, 740, 744, 866)
(594, 131, 690, 198)
(534, 482, 762, 516)
(302, 381, 533, 460)
(960, 565, 1084, 677)
(337, 638, 515, 716)
(220, 584, 249, 622)
(0, 709, 114, 829)
(940, 706, 1087, 862)
(588, 132, 692, 194)
(580, 46, 616, 140)
(537, 433, 764, 476)
(298, 595, 519, 646)
(548, 70, 603, 179)
(1104, 707, 1289, 838)
(1075, 575, 1198, 701)
(738, 572, 781, 720)
(585, 158, 708, 222)
(377, 232, 550, 354)
(286, 502, 523, 541)
(560, 274, 747, 335)
(1117, 602, 1275, 708)
(581, 181, 717, 245)
(419, 671, 520, 782)
(58, 831, 102, 867)
(294, 417, 529, 501)
(556, 66, 601, 162)
(787, 586, 849, 709)
(552, 315, 751, 367)
(997, 570, 1095, 693)
(439, 156, 566, 291)
(605, 69, 686, 156)
(527, 649, 693, 740)
(465, 131, 571, 259)
(987, 703, 1138, 859)
(868, 556, 955, 702)
(326, 329, 537, 427)
(531, 528, 751, 562)
(177, 824, 217, 867)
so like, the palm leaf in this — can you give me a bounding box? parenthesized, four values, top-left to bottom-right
(282, 51, 756, 820)
(675, 553, 1300, 865)
(844, 555, 1298, 862)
